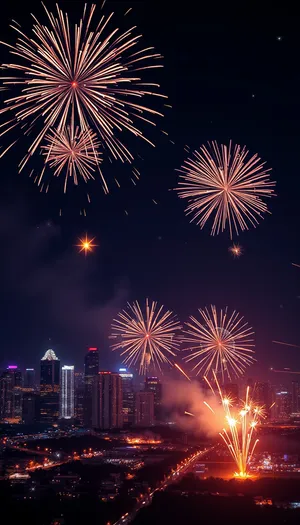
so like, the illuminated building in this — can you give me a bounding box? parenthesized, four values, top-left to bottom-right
(135, 391, 154, 427)
(119, 368, 134, 427)
(0, 366, 22, 421)
(74, 372, 85, 425)
(274, 389, 292, 420)
(292, 381, 300, 413)
(22, 392, 38, 425)
(223, 383, 239, 402)
(253, 381, 271, 417)
(24, 368, 35, 389)
(60, 366, 75, 420)
(92, 372, 123, 429)
(84, 347, 99, 427)
(145, 377, 162, 422)
(39, 349, 60, 423)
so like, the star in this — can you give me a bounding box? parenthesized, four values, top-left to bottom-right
(75, 234, 97, 255)
(276, 36, 282, 41)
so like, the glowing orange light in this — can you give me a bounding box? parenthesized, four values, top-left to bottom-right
(229, 244, 243, 258)
(76, 234, 97, 254)
(71, 81, 78, 88)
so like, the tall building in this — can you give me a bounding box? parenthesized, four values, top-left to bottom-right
(274, 389, 292, 420)
(22, 392, 38, 425)
(74, 372, 85, 425)
(39, 349, 60, 424)
(145, 377, 162, 422)
(119, 368, 134, 427)
(92, 372, 123, 430)
(0, 366, 22, 422)
(292, 382, 300, 413)
(135, 391, 154, 427)
(84, 347, 99, 427)
(24, 369, 35, 389)
(60, 366, 75, 420)
(253, 382, 271, 418)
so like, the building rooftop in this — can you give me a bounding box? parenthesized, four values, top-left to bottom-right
(41, 349, 59, 361)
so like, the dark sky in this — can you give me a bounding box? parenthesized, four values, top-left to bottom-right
(0, 0, 300, 383)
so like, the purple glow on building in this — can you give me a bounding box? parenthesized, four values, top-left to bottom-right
(8, 365, 18, 369)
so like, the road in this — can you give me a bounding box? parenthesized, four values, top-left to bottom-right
(114, 446, 213, 525)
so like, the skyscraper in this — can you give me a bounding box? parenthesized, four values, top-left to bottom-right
(253, 382, 271, 416)
(24, 369, 35, 389)
(0, 366, 22, 421)
(292, 382, 300, 413)
(119, 368, 134, 427)
(274, 389, 292, 420)
(84, 347, 99, 427)
(39, 349, 60, 423)
(60, 366, 75, 420)
(135, 391, 154, 427)
(22, 392, 38, 425)
(92, 372, 123, 430)
(74, 372, 85, 425)
(145, 377, 162, 422)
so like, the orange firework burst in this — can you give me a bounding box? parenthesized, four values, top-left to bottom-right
(0, 4, 166, 190)
(176, 141, 275, 238)
(111, 299, 181, 375)
(204, 372, 264, 478)
(76, 234, 97, 255)
(229, 244, 243, 258)
(42, 126, 102, 193)
(182, 305, 255, 381)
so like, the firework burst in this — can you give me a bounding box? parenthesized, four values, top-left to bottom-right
(0, 4, 166, 190)
(176, 141, 275, 238)
(182, 305, 255, 381)
(204, 372, 264, 478)
(42, 125, 102, 193)
(111, 299, 181, 374)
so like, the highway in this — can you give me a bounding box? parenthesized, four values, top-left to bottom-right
(113, 446, 213, 525)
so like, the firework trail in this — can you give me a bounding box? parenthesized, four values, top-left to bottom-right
(0, 4, 166, 190)
(182, 305, 255, 381)
(272, 340, 300, 349)
(111, 299, 181, 375)
(174, 362, 191, 381)
(175, 141, 275, 238)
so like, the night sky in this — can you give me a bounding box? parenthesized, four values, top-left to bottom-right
(0, 1, 300, 383)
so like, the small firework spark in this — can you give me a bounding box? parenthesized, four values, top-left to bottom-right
(204, 372, 264, 478)
(111, 299, 181, 374)
(182, 305, 255, 381)
(175, 141, 275, 238)
(76, 234, 97, 255)
(0, 3, 166, 190)
(42, 126, 102, 193)
(229, 244, 243, 258)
